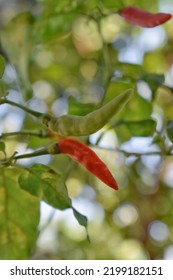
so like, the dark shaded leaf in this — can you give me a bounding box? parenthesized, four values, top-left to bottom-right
(0, 141, 6, 154)
(142, 72, 165, 92)
(167, 120, 173, 143)
(72, 208, 89, 240)
(125, 119, 156, 136)
(0, 55, 5, 78)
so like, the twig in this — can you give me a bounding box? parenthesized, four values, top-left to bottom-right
(0, 98, 50, 119)
(91, 144, 173, 156)
(14, 145, 57, 161)
(0, 130, 49, 140)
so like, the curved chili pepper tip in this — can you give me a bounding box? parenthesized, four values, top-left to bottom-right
(47, 89, 133, 137)
(119, 6, 172, 28)
(56, 138, 119, 190)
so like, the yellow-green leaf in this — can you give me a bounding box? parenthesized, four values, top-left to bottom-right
(1, 12, 34, 99)
(0, 168, 40, 260)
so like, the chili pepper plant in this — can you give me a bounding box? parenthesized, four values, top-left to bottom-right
(0, 0, 173, 260)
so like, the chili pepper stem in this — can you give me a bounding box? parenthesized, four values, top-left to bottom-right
(14, 144, 58, 161)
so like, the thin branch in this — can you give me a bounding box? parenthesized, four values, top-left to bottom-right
(91, 144, 173, 156)
(0, 144, 58, 167)
(14, 145, 57, 161)
(0, 130, 49, 140)
(118, 149, 162, 157)
(0, 98, 50, 119)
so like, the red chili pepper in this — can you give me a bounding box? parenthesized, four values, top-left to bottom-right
(56, 138, 119, 190)
(119, 6, 172, 28)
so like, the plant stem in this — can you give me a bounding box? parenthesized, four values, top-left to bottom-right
(14, 149, 49, 160)
(14, 144, 57, 161)
(0, 98, 49, 118)
(118, 149, 162, 157)
(0, 130, 49, 139)
(91, 144, 172, 156)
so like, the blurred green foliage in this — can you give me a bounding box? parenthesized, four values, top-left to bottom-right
(0, 0, 173, 260)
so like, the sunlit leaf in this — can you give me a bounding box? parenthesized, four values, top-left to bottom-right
(114, 119, 156, 142)
(104, 80, 134, 103)
(120, 93, 152, 121)
(1, 12, 34, 99)
(143, 50, 166, 73)
(101, 0, 123, 10)
(0, 168, 40, 260)
(34, 14, 75, 43)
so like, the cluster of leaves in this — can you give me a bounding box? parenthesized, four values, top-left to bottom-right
(0, 0, 173, 260)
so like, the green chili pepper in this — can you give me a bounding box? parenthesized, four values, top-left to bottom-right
(45, 89, 133, 136)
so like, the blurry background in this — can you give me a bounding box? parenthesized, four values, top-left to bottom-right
(1, 0, 173, 260)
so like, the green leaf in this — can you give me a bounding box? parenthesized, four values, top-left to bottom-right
(18, 164, 88, 233)
(105, 83, 152, 125)
(109, 63, 164, 95)
(104, 80, 134, 103)
(72, 208, 89, 240)
(143, 72, 164, 87)
(166, 120, 173, 143)
(68, 96, 96, 116)
(19, 164, 71, 210)
(1, 12, 34, 100)
(114, 119, 156, 142)
(0, 55, 5, 78)
(72, 208, 88, 229)
(119, 93, 152, 121)
(125, 119, 156, 136)
(117, 63, 143, 78)
(143, 50, 166, 73)
(34, 14, 75, 43)
(0, 141, 6, 154)
(101, 0, 123, 10)
(40, 0, 81, 13)
(0, 168, 40, 260)
(142, 72, 165, 93)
